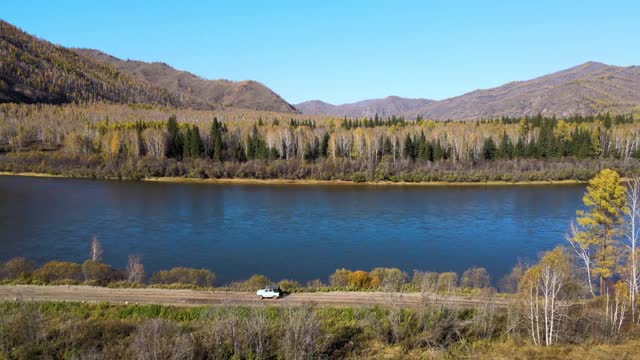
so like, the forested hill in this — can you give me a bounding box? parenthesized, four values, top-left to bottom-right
(0, 20, 298, 113)
(298, 62, 640, 119)
(0, 20, 182, 107)
(74, 48, 298, 114)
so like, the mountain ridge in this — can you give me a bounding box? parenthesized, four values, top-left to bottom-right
(297, 61, 640, 119)
(74, 48, 298, 113)
(0, 19, 298, 113)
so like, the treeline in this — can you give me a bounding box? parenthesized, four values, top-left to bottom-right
(2, 103, 640, 181)
(2, 151, 638, 184)
(59, 113, 640, 163)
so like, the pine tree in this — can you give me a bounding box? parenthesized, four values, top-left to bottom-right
(320, 132, 330, 158)
(209, 118, 224, 161)
(165, 115, 183, 159)
(482, 137, 497, 160)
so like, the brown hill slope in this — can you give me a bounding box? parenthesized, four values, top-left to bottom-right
(75, 48, 298, 113)
(297, 62, 640, 119)
(413, 61, 640, 119)
(0, 20, 181, 106)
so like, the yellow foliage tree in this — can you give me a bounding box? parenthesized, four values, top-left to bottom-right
(576, 169, 627, 294)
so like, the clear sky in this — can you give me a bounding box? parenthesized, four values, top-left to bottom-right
(3, 0, 639, 104)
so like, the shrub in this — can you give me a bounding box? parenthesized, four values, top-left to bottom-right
(460, 267, 491, 289)
(437, 272, 458, 293)
(412, 271, 439, 293)
(81, 260, 113, 284)
(0, 257, 35, 280)
(347, 270, 372, 289)
(149, 267, 215, 287)
(278, 279, 301, 292)
(231, 274, 271, 291)
(370, 267, 407, 291)
(329, 269, 352, 287)
(33, 261, 83, 283)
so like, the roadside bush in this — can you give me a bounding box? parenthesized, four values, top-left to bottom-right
(229, 274, 271, 291)
(0, 257, 35, 281)
(412, 271, 439, 293)
(329, 268, 352, 287)
(130, 319, 193, 359)
(33, 261, 82, 283)
(81, 260, 112, 284)
(347, 270, 372, 289)
(278, 279, 301, 292)
(305, 279, 326, 290)
(370, 267, 407, 291)
(460, 267, 491, 289)
(149, 267, 215, 287)
(437, 272, 458, 293)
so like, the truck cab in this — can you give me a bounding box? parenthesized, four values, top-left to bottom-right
(256, 285, 281, 299)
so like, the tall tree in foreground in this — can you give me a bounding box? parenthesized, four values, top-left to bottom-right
(575, 169, 627, 295)
(518, 247, 571, 346)
(624, 177, 640, 321)
(566, 220, 595, 296)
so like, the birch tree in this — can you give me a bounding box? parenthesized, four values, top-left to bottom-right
(624, 177, 640, 321)
(518, 247, 570, 346)
(565, 220, 595, 296)
(89, 235, 103, 263)
(127, 255, 145, 283)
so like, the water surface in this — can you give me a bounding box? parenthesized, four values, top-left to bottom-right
(0, 176, 585, 284)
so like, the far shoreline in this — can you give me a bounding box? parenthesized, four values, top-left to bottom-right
(0, 171, 588, 187)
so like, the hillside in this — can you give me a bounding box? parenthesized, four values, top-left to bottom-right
(298, 62, 640, 119)
(0, 20, 181, 106)
(75, 48, 298, 113)
(295, 96, 434, 117)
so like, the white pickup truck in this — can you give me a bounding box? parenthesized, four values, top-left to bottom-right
(256, 285, 281, 299)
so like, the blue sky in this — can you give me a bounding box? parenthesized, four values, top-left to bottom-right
(3, 0, 639, 104)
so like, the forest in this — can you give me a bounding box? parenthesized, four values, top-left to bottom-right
(1, 103, 640, 183)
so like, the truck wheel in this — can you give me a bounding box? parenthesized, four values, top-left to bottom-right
(259, 296, 263, 300)
(274, 295, 279, 299)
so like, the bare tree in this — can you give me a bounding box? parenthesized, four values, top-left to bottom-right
(565, 220, 595, 297)
(89, 235, 103, 262)
(127, 255, 145, 283)
(142, 128, 167, 159)
(519, 248, 569, 346)
(624, 177, 640, 322)
(606, 281, 629, 335)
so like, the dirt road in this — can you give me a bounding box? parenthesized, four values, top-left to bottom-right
(0, 285, 509, 308)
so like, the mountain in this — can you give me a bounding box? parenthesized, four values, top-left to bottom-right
(0, 20, 181, 106)
(75, 49, 298, 113)
(0, 20, 297, 113)
(298, 62, 640, 119)
(295, 96, 434, 118)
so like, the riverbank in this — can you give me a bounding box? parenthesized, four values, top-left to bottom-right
(0, 171, 588, 186)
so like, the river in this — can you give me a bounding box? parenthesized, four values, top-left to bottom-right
(0, 176, 585, 285)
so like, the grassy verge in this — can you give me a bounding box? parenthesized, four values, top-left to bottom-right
(1, 300, 638, 359)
